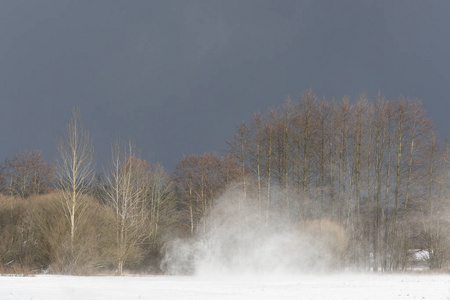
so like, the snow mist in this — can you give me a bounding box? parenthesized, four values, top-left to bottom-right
(161, 186, 347, 277)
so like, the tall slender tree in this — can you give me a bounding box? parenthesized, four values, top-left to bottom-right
(55, 108, 94, 257)
(103, 140, 151, 274)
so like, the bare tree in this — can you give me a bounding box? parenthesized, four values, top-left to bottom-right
(227, 123, 251, 204)
(103, 140, 151, 275)
(249, 113, 264, 214)
(147, 163, 177, 249)
(416, 130, 449, 270)
(348, 94, 368, 267)
(316, 99, 331, 216)
(55, 108, 95, 256)
(1, 151, 53, 198)
(173, 154, 200, 236)
(264, 109, 276, 225)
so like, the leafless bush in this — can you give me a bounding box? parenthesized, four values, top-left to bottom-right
(46, 195, 115, 275)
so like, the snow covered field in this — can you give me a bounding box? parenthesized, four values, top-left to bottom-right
(1, 274, 449, 300)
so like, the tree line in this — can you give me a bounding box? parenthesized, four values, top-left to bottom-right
(0, 92, 448, 275)
(225, 91, 449, 271)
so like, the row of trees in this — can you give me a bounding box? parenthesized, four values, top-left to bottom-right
(0, 92, 449, 274)
(226, 91, 449, 271)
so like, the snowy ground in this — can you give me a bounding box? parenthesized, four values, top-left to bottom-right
(0, 273, 449, 300)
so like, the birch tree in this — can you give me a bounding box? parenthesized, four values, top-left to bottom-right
(103, 140, 151, 275)
(55, 108, 94, 257)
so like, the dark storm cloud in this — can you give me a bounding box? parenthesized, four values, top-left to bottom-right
(0, 0, 448, 168)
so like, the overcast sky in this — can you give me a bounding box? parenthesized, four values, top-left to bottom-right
(0, 0, 449, 169)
